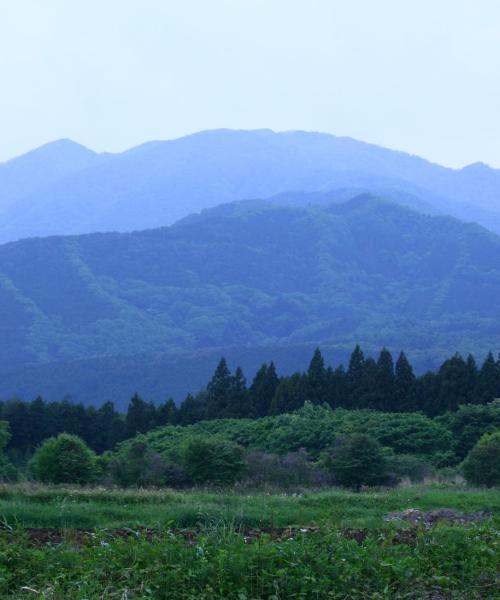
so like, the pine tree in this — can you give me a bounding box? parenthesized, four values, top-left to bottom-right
(326, 365, 348, 409)
(178, 392, 207, 425)
(437, 353, 477, 412)
(248, 362, 280, 417)
(394, 351, 416, 411)
(226, 367, 248, 418)
(374, 348, 395, 410)
(270, 373, 308, 415)
(125, 393, 156, 436)
(476, 352, 500, 404)
(307, 348, 327, 404)
(347, 345, 365, 407)
(157, 398, 178, 426)
(205, 358, 233, 419)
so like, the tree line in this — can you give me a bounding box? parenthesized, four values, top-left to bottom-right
(1, 346, 499, 456)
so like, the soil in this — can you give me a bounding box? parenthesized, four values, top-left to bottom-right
(2, 509, 489, 547)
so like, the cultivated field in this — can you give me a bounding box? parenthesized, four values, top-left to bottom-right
(0, 483, 498, 599)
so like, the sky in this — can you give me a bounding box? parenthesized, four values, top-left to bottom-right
(0, 0, 499, 167)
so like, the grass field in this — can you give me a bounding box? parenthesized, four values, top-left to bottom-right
(0, 483, 498, 599)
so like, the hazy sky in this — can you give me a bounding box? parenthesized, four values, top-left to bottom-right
(1, 0, 499, 167)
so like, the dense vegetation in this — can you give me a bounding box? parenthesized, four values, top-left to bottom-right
(0, 485, 498, 598)
(1, 346, 499, 461)
(1, 197, 500, 405)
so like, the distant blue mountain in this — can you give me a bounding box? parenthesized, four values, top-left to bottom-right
(0, 129, 499, 243)
(0, 196, 499, 404)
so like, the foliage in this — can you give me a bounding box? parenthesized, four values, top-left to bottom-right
(386, 452, 434, 483)
(0, 483, 498, 529)
(322, 434, 391, 490)
(179, 436, 245, 485)
(0, 524, 498, 599)
(462, 430, 500, 487)
(106, 437, 172, 487)
(30, 433, 97, 485)
(437, 401, 500, 459)
(142, 403, 455, 466)
(0, 421, 17, 482)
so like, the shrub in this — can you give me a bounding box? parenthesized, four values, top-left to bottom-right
(30, 433, 97, 484)
(322, 434, 391, 490)
(245, 449, 330, 488)
(180, 435, 245, 485)
(462, 431, 500, 487)
(107, 437, 175, 487)
(0, 421, 17, 482)
(387, 453, 433, 483)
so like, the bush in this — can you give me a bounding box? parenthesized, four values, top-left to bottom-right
(30, 433, 97, 484)
(462, 431, 500, 487)
(245, 449, 330, 488)
(322, 434, 391, 490)
(107, 437, 172, 487)
(387, 453, 433, 483)
(0, 421, 17, 482)
(180, 436, 245, 485)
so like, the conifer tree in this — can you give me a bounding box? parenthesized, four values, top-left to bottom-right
(307, 348, 327, 404)
(394, 351, 416, 411)
(249, 362, 280, 417)
(326, 365, 348, 409)
(125, 393, 156, 436)
(476, 352, 500, 404)
(374, 348, 395, 410)
(205, 357, 233, 419)
(347, 345, 365, 407)
(227, 367, 248, 418)
(178, 393, 206, 425)
(157, 398, 178, 426)
(270, 373, 308, 415)
(438, 353, 477, 412)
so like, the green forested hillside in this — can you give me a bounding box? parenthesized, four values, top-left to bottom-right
(1, 195, 499, 402)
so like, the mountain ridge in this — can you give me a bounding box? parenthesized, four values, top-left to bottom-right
(1, 129, 499, 243)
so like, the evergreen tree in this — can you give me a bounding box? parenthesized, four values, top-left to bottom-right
(157, 398, 178, 426)
(347, 345, 365, 407)
(357, 357, 378, 408)
(205, 358, 233, 419)
(93, 401, 126, 452)
(476, 352, 500, 404)
(248, 362, 280, 417)
(178, 392, 206, 425)
(125, 393, 157, 436)
(325, 365, 348, 409)
(394, 351, 416, 411)
(226, 367, 248, 418)
(437, 353, 477, 412)
(374, 348, 395, 410)
(270, 373, 308, 415)
(306, 348, 327, 404)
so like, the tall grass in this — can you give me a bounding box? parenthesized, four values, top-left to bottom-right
(0, 483, 498, 529)
(0, 524, 498, 599)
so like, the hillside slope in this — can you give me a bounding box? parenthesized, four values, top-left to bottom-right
(0, 196, 499, 403)
(1, 129, 500, 242)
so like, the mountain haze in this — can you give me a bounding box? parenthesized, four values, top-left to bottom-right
(1, 129, 500, 243)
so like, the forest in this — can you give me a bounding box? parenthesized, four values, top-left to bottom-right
(0, 345, 498, 492)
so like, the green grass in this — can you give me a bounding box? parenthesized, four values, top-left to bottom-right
(0, 525, 499, 599)
(0, 484, 498, 599)
(0, 483, 498, 529)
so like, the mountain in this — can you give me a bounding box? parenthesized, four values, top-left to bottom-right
(0, 195, 499, 404)
(0, 139, 99, 214)
(0, 129, 500, 243)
